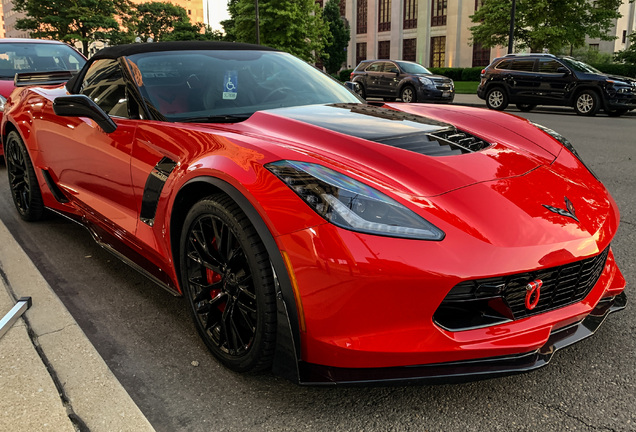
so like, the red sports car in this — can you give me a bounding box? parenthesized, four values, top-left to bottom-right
(1, 41, 626, 384)
(0, 38, 86, 156)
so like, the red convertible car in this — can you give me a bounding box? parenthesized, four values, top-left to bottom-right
(1, 41, 626, 384)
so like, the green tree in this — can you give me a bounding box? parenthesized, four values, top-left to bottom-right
(470, 0, 623, 54)
(13, 0, 132, 54)
(615, 33, 636, 64)
(321, 0, 350, 74)
(162, 22, 224, 41)
(133, 1, 189, 42)
(222, 0, 328, 62)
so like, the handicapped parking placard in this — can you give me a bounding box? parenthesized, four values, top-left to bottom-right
(223, 71, 238, 100)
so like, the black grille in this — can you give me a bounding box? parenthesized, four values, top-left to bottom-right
(434, 248, 609, 331)
(504, 248, 609, 319)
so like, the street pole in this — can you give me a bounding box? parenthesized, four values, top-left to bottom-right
(255, 0, 260, 45)
(508, 0, 516, 54)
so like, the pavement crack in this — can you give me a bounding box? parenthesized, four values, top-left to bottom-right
(1, 270, 90, 432)
(541, 401, 617, 431)
(39, 323, 77, 337)
(619, 219, 634, 226)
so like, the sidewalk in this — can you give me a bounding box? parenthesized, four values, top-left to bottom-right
(0, 219, 155, 432)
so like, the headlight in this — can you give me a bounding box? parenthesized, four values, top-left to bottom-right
(606, 79, 629, 86)
(265, 160, 445, 240)
(418, 77, 433, 86)
(531, 122, 598, 180)
(0, 95, 6, 112)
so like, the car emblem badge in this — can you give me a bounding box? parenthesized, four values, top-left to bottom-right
(543, 196, 579, 222)
(525, 279, 542, 310)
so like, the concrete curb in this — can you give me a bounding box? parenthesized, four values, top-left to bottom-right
(0, 220, 155, 432)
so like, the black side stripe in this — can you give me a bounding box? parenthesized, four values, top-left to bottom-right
(140, 157, 177, 226)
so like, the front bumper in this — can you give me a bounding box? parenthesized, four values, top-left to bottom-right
(418, 86, 455, 103)
(298, 292, 626, 385)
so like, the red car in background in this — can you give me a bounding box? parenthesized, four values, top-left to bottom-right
(0, 38, 86, 156)
(1, 41, 626, 384)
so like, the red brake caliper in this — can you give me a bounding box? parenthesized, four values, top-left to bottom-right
(205, 268, 225, 312)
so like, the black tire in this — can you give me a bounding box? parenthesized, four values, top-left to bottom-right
(606, 108, 628, 117)
(485, 87, 508, 110)
(4, 130, 44, 221)
(400, 85, 417, 103)
(516, 103, 536, 112)
(574, 90, 600, 116)
(180, 194, 276, 373)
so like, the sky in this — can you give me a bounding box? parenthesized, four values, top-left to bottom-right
(204, 0, 231, 31)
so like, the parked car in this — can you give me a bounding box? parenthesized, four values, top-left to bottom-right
(0, 38, 86, 156)
(1, 41, 626, 384)
(350, 59, 454, 103)
(477, 53, 636, 116)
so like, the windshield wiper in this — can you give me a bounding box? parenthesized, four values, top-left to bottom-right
(179, 114, 251, 123)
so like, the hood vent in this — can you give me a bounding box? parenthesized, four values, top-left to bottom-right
(376, 128, 490, 156)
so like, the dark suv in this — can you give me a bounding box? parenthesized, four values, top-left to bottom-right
(477, 53, 636, 116)
(350, 59, 454, 103)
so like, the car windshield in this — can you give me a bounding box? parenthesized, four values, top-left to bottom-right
(396, 61, 431, 75)
(0, 42, 85, 79)
(560, 58, 602, 74)
(128, 50, 361, 122)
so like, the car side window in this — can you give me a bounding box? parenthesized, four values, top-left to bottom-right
(538, 59, 564, 73)
(80, 59, 131, 118)
(385, 63, 399, 73)
(495, 59, 512, 70)
(510, 59, 536, 72)
(366, 62, 384, 72)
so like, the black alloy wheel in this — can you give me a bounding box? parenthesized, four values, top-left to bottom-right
(5, 131, 44, 221)
(180, 194, 276, 372)
(400, 85, 417, 103)
(485, 87, 508, 110)
(516, 103, 536, 112)
(574, 90, 600, 116)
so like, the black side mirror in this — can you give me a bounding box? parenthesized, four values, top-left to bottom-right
(556, 67, 570, 75)
(53, 95, 117, 133)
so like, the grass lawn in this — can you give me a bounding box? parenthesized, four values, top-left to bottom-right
(454, 81, 479, 94)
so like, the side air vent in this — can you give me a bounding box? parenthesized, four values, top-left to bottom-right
(376, 128, 490, 157)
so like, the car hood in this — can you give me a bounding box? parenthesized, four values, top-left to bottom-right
(233, 103, 559, 197)
(415, 73, 451, 81)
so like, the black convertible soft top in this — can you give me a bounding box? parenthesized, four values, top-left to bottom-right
(91, 41, 278, 60)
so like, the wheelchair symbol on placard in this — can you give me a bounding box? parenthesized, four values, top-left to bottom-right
(223, 71, 238, 100)
(225, 76, 236, 92)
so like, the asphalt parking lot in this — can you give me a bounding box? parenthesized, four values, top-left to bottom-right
(1, 107, 634, 431)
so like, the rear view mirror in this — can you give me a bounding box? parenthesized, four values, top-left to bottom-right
(53, 95, 117, 133)
(557, 67, 570, 75)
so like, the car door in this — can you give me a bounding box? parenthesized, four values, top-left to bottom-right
(505, 58, 539, 102)
(41, 58, 139, 235)
(536, 58, 575, 105)
(364, 61, 386, 96)
(380, 61, 401, 97)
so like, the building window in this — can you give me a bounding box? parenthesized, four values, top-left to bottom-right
(315, 0, 323, 7)
(431, 0, 447, 26)
(430, 36, 445, 67)
(472, 42, 490, 67)
(403, 0, 417, 29)
(356, 42, 367, 66)
(623, 30, 627, 44)
(357, 0, 367, 34)
(339, 0, 346, 16)
(378, 40, 390, 59)
(378, 0, 391, 32)
(589, 43, 599, 51)
(402, 38, 416, 61)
